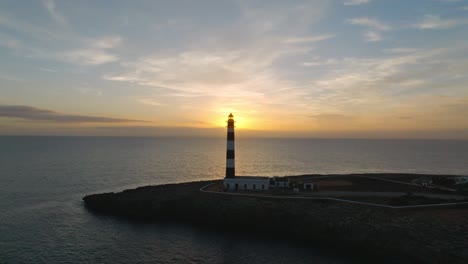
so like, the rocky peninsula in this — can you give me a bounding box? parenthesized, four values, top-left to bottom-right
(83, 174, 468, 263)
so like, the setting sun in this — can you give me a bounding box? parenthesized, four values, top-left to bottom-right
(210, 112, 253, 130)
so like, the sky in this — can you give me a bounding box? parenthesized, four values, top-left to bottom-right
(1, 0, 468, 138)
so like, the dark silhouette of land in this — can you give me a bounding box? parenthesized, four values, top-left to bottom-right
(83, 173, 468, 264)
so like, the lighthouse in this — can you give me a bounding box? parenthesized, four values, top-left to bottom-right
(226, 113, 235, 178)
(223, 113, 270, 191)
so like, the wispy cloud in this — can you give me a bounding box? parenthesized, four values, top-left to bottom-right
(90, 35, 122, 49)
(306, 48, 468, 126)
(0, 74, 23, 82)
(42, 0, 67, 26)
(103, 48, 306, 96)
(0, 9, 121, 66)
(55, 36, 122, 65)
(343, 0, 371, 6)
(382, 48, 418, 54)
(39, 67, 57, 72)
(363, 31, 382, 42)
(347, 17, 391, 30)
(347, 17, 390, 42)
(0, 11, 62, 40)
(0, 105, 144, 123)
(282, 34, 334, 44)
(56, 48, 119, 65)
(0, 32, 22, 50)
(75, 86, 102, 96)
(0, 34, 120, 65)
(301, 58, 337, 67)
(138, 98, 163, 106)
(313, 49, 446, 90)
(413, 15, 468, 29)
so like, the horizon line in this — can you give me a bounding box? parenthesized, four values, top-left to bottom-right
(1, 134, 467, 141)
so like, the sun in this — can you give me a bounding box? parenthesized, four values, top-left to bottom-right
(211, 112, 253, 129)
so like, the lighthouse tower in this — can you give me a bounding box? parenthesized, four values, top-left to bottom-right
(225, 113, 235, 178)
(223, 113, 270, 191)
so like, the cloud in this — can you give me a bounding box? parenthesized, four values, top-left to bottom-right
(138, 98, 163, 106)
(39, 67, 57, 72)
(382, 48, 418, 54)
(413, 15, 468, 29)
(309, 113, 356, 129)
(347, 17, 391, 30)
(0, 74, 22, 82)
(282, 34, 334, 44)
(90, 35, 122, 49)
(237, 1, 329, 34)
(0, 105, 144, 123)
(75, 86, 102, 96)
(343, 0, 371, 6)
(0, 11, 63, 40)
(313, 49, 446, 90)
(56, 48, 119, 65)
(306, 47, 468, 125)
(54, 36, 122, 65)
(102, 48, 308, 96)
(363, 31, 382, 42)
(347, 17, 390, 42)
(0, 10, 121, 66)
(0, 34, 120, 65)
(301, 58, 337, 67)
(0, 32, 22, 50)
(93, 126, 224, 137)
(42, 0, 67, 26)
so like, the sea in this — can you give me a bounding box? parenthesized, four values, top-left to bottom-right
(1, 136, 468, 263)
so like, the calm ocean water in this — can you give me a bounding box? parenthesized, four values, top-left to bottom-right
(1, 136, 468, 263)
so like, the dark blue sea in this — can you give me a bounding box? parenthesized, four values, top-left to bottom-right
(1, 136, 468, 263)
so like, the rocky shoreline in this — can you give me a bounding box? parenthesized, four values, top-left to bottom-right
(83, 174, 468, 263)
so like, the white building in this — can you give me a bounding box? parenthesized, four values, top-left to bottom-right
(453, 176, 468, 185)
(270, 176, 290, 188)
(303, 183, 316, 191)
(224, 176, 270, 191)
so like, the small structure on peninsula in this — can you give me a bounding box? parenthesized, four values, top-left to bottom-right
(222, 113, 270, 191)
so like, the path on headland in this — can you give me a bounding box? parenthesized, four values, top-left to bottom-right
(299, 174, 457, 192)
(199, 183, 468, 209)
(302, 191, 466, 200)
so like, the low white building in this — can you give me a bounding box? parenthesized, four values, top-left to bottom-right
(303, 183, 316, 191)
(270, 176, 290, 188)
(453, 176, 468, 185)
(223, 176, 270, 191)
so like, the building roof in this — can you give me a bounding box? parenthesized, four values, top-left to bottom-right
(225, 176, 270, 180)
(274, 178, 289, 182)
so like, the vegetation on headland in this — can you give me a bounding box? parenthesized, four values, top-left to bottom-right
(83, 174, 468, 264)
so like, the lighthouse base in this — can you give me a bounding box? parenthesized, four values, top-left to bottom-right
(223, 176, 270, 191)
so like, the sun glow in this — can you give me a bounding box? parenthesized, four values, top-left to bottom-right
(211, 112, 255, 130)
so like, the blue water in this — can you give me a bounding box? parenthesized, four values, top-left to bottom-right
(1, 136, 468, 263)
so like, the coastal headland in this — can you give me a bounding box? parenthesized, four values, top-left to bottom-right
(83, 173, 468, 263)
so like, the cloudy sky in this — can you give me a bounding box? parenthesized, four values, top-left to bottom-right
(1, 0, 468, 138)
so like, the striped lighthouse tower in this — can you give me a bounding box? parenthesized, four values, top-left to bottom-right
(225, 113, 235, 178)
